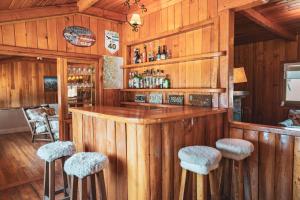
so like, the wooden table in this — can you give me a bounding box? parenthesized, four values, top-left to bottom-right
(70, 106, 227, 200)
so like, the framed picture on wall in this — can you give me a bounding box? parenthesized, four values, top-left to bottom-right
(44, 76, 58, 92)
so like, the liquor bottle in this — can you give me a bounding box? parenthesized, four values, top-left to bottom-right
(148, 43, 155, 62)
(133, 72, 140, 88)
(161, 45, 167, 60)
(142, 45, 147, 63)
(159, 70, 165, 89)
(128, 72, 133, 88)
(139, 73, 144, 88)
(156, 46, 161, 61)
(156, 69, 160, 88)
(163, 74, 171, 89)
(167, 49, 172, 59)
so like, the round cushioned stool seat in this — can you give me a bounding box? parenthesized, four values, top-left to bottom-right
(178, 146, 222, 175)
(216, 138, 254, 160)
(64, 152, 108, 179)
(37, 141, 75, 162)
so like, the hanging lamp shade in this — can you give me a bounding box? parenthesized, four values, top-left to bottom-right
(130, 13, 142, 25)
(234, 67, 248, 83)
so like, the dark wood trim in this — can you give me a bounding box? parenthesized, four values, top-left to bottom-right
(230, 121, 300, 136)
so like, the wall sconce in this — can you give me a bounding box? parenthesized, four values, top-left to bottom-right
(124, 0, 147, 32)
(234, 67, 248, 84)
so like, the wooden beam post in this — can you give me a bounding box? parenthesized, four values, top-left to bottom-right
(241, 8, 296, 41)
(218, 0, 269, 12)
(77, 0, 99, 12)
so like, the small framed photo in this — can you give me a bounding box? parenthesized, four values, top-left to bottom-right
(169, 95, 184, 105)
(149, 93, 163, 104)
(134, 94, 146, 103)
(44, 76, 58, 92)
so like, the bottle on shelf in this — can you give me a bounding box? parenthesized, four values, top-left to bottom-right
(148, 42, 155, 62)
(156, 46, 161, 61)
(161, 45, 167, 60)
(142, 45, 147, 63)
(163, 74, 171, 89)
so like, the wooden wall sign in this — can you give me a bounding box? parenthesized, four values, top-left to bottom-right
(169, 95, 184, 105)
(63, 26, 96, 47)
(105, 30, 120, 54)
(189, 94, 212, 107)
(134, 94, 146, 103)
(149, 93, 163, 104)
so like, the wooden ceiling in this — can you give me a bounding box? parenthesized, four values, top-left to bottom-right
(235, 0, 300, 44)
(0, 0, 155, 14)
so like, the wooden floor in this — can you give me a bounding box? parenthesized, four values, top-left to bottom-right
(0, 132, 64, 199)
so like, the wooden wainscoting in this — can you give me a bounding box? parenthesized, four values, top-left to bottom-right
(229, 121, 300, 200)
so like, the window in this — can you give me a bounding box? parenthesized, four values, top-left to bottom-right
(283, 63, 300, 106)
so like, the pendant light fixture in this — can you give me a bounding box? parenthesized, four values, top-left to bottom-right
(123, 0, 147, 32)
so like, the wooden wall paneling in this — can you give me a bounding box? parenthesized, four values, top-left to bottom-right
(106, 120, 117, 200)
(25, 21, 38, 49)
(243, 130, 259, 200)
(97, 19, 105, 55)
(0, 26, 3, 44)
(167, 5, 174, 31)
(66, 15, 76, 53)
(137, 124, 150, 200)
(72, 113, 84, 151)
(190, 0, 199, 24)
(174, 2, 182, 29)
(199, 0, 208, 21)
(46, 18, 58, 51)
(14, 22, 27, 47)
(126, 123, 138, 200)
(115, 122, 128, 200)
(149, 124, 162, 200)
(258, 132, 276, 200)
(181, 0, 190, 27)
(160, 8, 168, 33)
(36, 20, 48, 50)
(274, 134, 294, 200)
(81, 15, 92, 55)
(161, 122, 174, 200)
(173, 120, 185, 200)
(90, 17, 98, 55)
(294, 137, 300, 200)
(73, 14, 84, 54)
(2, 24, 15, 46)
(56, 17, 67, 52)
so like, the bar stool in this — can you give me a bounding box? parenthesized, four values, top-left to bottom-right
(178, 146, 222, 200)
(216, 138, 254, 200)
(37, 141, 76, 200)
(64, 152, 109, 200)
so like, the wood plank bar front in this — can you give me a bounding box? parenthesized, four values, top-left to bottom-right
(71, 106, 227, 200)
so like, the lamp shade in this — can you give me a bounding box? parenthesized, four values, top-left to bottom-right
(234, 67, 247, 83)
(130, 13, 142, 25)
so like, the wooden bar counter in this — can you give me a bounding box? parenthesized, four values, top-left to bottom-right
(70, 106, 227, 200)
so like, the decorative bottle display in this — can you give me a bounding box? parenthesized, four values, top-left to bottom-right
(128, 69, 171, 89)
(132, 44, 171, 64)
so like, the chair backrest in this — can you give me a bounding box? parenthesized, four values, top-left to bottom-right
(22, 105, 50, 134)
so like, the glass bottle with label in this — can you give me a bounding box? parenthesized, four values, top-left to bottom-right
(161, 45, 167, 60)
(163, 74, 171, 89)
(156, 46, 161, 61)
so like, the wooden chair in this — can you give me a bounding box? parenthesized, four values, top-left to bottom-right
(37, 141, 76, 200)
(22, 105, 58, 143)
(64, 152, 108, 200)
(216, 138, 254, 200)
(178, 146, 222, 200)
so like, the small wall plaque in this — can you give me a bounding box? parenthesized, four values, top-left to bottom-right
(134, 94, 146, 103)
(189, 94, 212, 107)
(169, 95, 184, 105)
(149, 93, 163, 104)
(63, 26, 96, 47)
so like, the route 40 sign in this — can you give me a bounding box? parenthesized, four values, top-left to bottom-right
(105, 30, 120, 54)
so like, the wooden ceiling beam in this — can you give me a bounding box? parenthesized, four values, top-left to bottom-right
(218, 0, 270, 12)
(0, 3, 126, 24)
(0, 3, 78, 24)
(241, 8, 296, 41)
(77, 0, 99, 12)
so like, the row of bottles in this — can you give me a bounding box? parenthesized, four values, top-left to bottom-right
(128, 69, 171, 89)
(133, 44, 171, 64)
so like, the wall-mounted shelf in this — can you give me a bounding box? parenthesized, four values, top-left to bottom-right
(120, 101, 184, 108)
(121, 88, 226, 93)
(126, 19, 214, 47)
(122, 51, 226, 69)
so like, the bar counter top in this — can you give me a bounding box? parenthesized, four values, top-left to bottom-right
(69, 106, 227, 124)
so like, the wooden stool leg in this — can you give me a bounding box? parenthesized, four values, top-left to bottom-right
(61, 158, 69, 197)
(209, 170, 220, 200)
(70, 176, 78, 200)
(43, 162, 49, 199)
(96, 171, 107, 200)
(179, 169, 188, 200)
(232, 160, 244, 200)
(49, 161, 55, 200)
(89, 174, 96, 200)
(244, 158, 252, 200)
(79, 177, 88, 200)
(196, 174, 206, 200)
